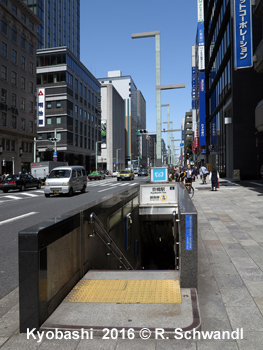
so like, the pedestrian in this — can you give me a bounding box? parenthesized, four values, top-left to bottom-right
(209, 166, 220, 191)
(185, 164, 193, 184)
(200, 164, 209, 184)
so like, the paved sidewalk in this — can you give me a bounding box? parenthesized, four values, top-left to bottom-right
(1, 177, 263, 349)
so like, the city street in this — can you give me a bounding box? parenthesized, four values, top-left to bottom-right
(0, 175, 149, 299)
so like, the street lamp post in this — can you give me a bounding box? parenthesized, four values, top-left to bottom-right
(132, 31, 162, 166)
(95, 141, 102, 171)
(116, 148, 121, 171)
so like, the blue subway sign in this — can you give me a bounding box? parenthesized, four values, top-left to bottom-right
(150, 167, 168, 183)
(234, 0, 253, 69)
(185, 215, 193, 251)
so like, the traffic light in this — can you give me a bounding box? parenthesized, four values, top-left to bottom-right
(48, 137, 60, 142)
(136, 129, 148, 134)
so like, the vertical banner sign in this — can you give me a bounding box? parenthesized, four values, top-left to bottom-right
(234, 0, 253, 69)
(211, 117, 217, 145)
(101, 120, 107, 149)
(199, 72, 206, 146)
(37, 89, 45, 127)
(185, 215, 193, 251)
(192, 67, 196, 109)
(197, 1, 205, 70)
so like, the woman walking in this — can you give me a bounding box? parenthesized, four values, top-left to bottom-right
(209, 167, 220, 191)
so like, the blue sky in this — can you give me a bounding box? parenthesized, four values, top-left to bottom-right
(80, 0, 197, 146)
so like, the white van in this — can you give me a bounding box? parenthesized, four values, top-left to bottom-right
(44, 166, 87, 197)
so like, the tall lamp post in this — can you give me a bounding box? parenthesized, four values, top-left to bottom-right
(116, 148, 121, 171)
(95, 141, 102, 171)
(132, 31, 162, 166)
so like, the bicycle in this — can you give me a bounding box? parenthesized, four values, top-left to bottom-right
(185, 181, 194, 198)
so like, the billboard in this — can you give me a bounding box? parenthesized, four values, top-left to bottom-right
(199, 72, 206, 146)
(101, 120, 106, 149)
(234, 0, 253, 69)
(37, 89, 45, 127)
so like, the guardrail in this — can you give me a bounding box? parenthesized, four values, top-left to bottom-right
(19, 185, 140, 332)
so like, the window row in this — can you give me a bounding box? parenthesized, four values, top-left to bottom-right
(1, 42, 34, 73)
(1, 111, 34, 132)
(1, 18, 34, 54)
(1, 66, 34, 93)
(1, 89, 34, 112)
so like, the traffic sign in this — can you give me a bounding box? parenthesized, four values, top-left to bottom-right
(180, 143, 184, 147)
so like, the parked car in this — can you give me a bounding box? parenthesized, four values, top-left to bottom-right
(138, 168, 149, 176)
(0, 174, 42, 193)
(112, 170, 120, 177)
(44, 165, 87, 197)
(117, 169, 134, 181)
(88, 171, 106, 180)
(133, 168, 139, 174)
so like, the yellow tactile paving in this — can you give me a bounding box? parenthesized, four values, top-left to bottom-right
(65, 279, 181, 304)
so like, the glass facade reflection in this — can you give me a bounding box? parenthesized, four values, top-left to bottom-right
(22, 0, 80, 59)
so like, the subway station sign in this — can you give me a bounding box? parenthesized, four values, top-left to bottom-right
(234, 0, 253, 69)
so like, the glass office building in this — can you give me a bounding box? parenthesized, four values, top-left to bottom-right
(199, 0, 263, 179)
(22, 0, 80, 59)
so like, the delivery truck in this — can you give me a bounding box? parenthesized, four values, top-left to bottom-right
(31, 161, 68, 184)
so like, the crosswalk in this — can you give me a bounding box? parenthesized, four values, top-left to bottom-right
(0, 178, 141, 203)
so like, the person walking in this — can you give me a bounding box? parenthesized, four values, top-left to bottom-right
(185, 164, 193, 184)
(209, 166, 220, 191)
(200, 164, 209, 184)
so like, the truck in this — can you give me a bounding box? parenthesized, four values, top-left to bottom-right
(31, 161, 68, 184)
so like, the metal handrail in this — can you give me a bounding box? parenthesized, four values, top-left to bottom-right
(173, 210, 180, 270)
(89, 212, 134, 270)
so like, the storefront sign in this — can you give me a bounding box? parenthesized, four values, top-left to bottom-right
(234, 0, 253, 69)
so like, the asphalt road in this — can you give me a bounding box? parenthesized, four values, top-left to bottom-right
(0, 175, 149, 299)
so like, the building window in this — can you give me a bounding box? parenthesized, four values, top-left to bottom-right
(12, 4, 17, 15)
(47, 102, 52, 109)
(1, 88, 7, 103)
(29, 81, 33, 93)
(12, 115, 16, 129)
(29, 62, 33, 74)
(29, 100, 33, 113)
(12, 26, 17, 42)
(1, 65, 7, 80)
(21, 97, 25, 111)
(11, 71, 17, 85)
(12, 49, 17, 64)
(1, 111, 7, 126)
(29, 21, 34, 31)
(6, 139, 10, 150)
(21, 56, 25, 69)
(56, 117, 61, 124)
(11, 140, 15, 151)
(47, 118, 52, 125)
(1, 42, 7, 57)
(1, 18, 7, 35)
(11, 93, 16, 107)
(21, 118, 25, 131)
(21, 13, 26, 24)
(21, 76, 25, 90)
(29, 40, 33, 55)
(56, 101, 61, 108)
(29, 120, 33, 132)
(21, 34, 25, 49)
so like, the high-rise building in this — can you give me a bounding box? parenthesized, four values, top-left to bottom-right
(36, 47, 101, 170)
(195, 0, 263, 179)
(0, 0, 40, 174)
(98, 71, 146, 166)
(22, 0, 80, 59)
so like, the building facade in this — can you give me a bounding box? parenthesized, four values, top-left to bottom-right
(198, 0, 263, 179)
(0, 0, 40, 175)
(100, 84, 125, 172)
(36, 47, 101, 171)
(22, 0, 80, 59)
(98, 71, 145, 166)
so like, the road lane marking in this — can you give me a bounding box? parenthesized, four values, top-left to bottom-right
(19, 193, 39, 197)
(5, 195, 22, 200)
(0, 212, 38, 226)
